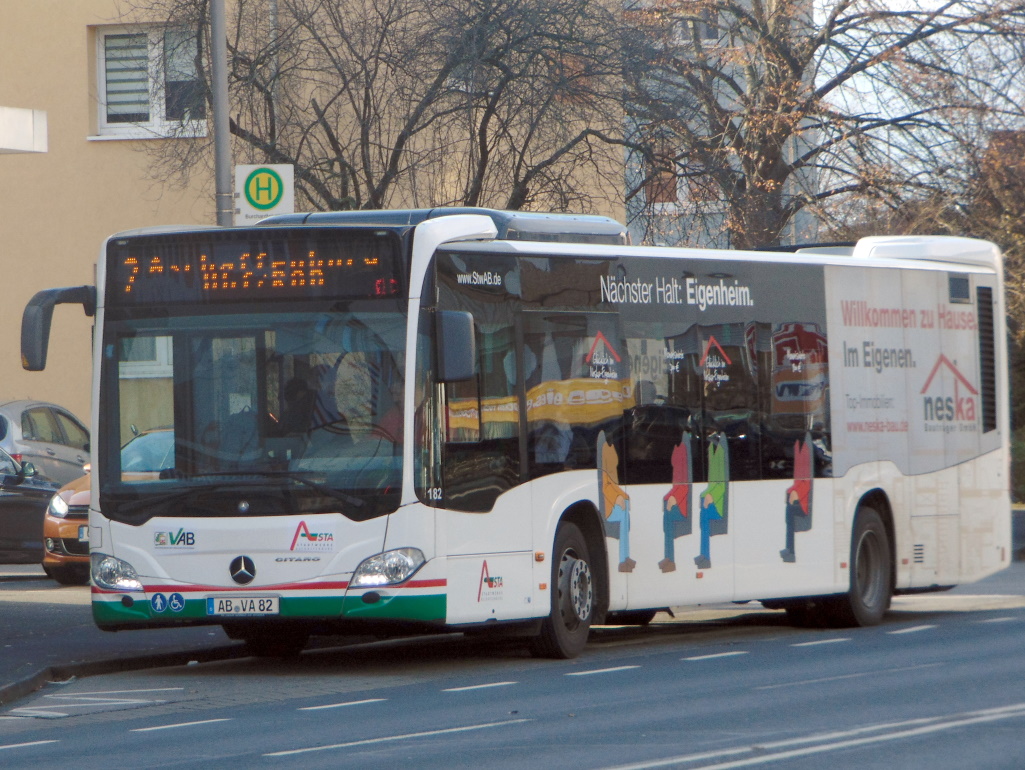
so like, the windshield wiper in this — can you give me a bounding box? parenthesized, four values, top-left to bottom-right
(165, 470, 366, 509)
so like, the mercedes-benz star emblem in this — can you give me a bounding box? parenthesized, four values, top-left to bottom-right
(229, 555, 256, 585)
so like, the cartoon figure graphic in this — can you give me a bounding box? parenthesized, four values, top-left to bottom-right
(597, 431, 635, 572)
(695, 433, 729, 569)
(780, 432, 813, 563)
(659, 432, 693, 573)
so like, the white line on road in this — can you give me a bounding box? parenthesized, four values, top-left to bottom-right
(755, 662, 943, 691)
(0, 740, 59, 752)
(130, 718, 231, 732)
(49, 687, 185, 696)
(790, 638, 850, 647)
(566, 666, 641, 676)
(444, 681, 518, 691)
(886, 625, 936, 635)
(299, 698, 387, 711)
(683, 651, 749, 662)
(604, 702, 1025, 770)
(975, 616, 1016, 623)
(264, 718, 532, 756)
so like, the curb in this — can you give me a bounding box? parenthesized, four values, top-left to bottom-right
(0, 644, 247, 708)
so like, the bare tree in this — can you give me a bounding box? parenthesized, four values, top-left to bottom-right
(622, 0, 1025, 249)
(121, 0, 623, 214)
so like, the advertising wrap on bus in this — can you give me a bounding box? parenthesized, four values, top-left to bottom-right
(20, 211, 1010, 659)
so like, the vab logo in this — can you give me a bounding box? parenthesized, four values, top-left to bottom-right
(920, 354, 978, 428)
(290, 520, 335, 552)
(477, 560, 504, 602)
(154, 529, 195, 548)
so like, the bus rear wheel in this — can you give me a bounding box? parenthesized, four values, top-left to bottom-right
(530, 523, 594, 659)
(829, 506, 892, 627)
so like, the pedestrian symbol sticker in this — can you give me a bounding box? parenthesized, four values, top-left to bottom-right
(150, 593, 167, 613)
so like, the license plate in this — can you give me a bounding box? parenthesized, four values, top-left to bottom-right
(78, 525, 89, 542)
(206, 596, 279, 616)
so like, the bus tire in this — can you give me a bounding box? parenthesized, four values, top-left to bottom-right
(530, 522, 594, 659)
(829, 506, 891, 627)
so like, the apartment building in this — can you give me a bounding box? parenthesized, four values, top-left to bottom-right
(1, 1, 213, 425)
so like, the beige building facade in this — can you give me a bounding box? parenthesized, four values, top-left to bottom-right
(1, 1, 214, 428)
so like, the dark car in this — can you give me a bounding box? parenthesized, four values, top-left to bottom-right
(0, 400, 90, 485)
(0, 447, 61, 564)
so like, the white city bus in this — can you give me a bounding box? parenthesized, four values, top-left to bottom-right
(22, 209, 1011, 658)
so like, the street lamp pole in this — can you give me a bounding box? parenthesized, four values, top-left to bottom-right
(211, 0, 233, 227)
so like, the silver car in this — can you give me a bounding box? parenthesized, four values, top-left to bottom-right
(0, 400, 90, 485)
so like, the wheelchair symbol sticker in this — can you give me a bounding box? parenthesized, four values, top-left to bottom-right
(168, 593, 185, 613)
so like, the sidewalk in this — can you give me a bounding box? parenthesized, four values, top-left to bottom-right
(0, 573, 243, 707)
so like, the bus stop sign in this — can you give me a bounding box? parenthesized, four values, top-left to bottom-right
(234, 164, 294, 225)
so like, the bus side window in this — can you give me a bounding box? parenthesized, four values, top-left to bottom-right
(440, 323, 520, 512)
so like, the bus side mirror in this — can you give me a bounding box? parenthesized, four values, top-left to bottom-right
(436, 311, 477, 382)
(21, 285, 96, 371)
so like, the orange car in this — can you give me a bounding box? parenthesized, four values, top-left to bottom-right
(42, 428, 174, 585)
(42, 472, 90, 585)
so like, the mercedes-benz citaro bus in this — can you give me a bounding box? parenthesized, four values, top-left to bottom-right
(22, 208, 1011, 658)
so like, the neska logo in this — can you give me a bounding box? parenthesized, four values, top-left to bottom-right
(920, 354, 978, 423)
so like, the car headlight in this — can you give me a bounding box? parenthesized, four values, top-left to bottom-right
(91, 553, 144, 592)
(351, 548, 425, 587)
(48, 493, 70, 518)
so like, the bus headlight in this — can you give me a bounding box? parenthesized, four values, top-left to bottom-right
(351, 548, 425, 587)
(91, 554, 144, 592)
(48, 493, 70, 518)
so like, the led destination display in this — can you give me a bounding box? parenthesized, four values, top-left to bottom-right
(106, 228, 403, 305)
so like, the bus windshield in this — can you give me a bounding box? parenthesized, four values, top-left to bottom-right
(99, 305, 406, 523)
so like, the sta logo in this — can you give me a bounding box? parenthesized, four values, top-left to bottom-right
(290, 520, 335, 552)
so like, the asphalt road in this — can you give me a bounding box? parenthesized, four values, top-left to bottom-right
(1, 563, 1024, 768)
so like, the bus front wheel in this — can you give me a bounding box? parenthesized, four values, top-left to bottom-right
(530, 523, 594, 659)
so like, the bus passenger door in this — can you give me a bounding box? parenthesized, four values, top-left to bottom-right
(518, 312, 630, 608)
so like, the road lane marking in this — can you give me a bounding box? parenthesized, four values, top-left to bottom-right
(264, 718, 532, 756)
(566, 666, 640, 676)
(975, 616, 1016, 623)
(11, 691, 175, 718)
(130, 718, 231, 732)
(52, 687, 184, 696)
(755, 662, 943, 691)
(886, 624, 936, 635)
(605, 702, 1025, 769)
(299, 698, 386, 711)
(683, 651, 749, 661)
(444, 681, 517, 691)
(790, 638, 850, 647)
(0, 740, 59, 751)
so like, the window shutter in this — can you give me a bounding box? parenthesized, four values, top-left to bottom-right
(105, 33, 150, 123)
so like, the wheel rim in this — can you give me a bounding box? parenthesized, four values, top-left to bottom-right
(558, 548, 593, 628)
(854, 528, 885, 608)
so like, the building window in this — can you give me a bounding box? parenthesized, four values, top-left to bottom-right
(96, 26, 206, 139)
(642, 136, 680, 210)
(119, 335, 173, 379)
